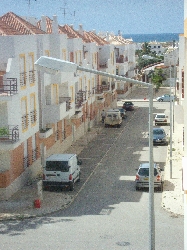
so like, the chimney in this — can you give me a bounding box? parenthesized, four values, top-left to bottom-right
(79, 24, 83, 35)
(106, 32, 109, 42)
(40, 15, 47, 32)
(52, 15, 58, 34)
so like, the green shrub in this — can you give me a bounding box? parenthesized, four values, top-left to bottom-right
(0, 127, 9, 136)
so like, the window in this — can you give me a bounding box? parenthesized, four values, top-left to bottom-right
(21, 97, 28, 131)
(28, 52, 35, 85)
(30, 93, 37, 125)
(46, 161, 69, 171)
(19, 54, 26, 88)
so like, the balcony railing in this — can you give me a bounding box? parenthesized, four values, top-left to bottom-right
(20, 72, 27, 87)
(0, 125, 19, 142)
(22, 114, 29, 130)
(59, 97, 71, 111)
(30, 110, 37, 124)
(23, 156, 29, 169)
(32, 147, 38, 162)
(28, 70, 36, 84)
(95, 84, 110, 94)
(75, 90, 86, 108)
(99, 63, 107, 68)
(46, 96, 71, 112)
(0, 78, 17, 96)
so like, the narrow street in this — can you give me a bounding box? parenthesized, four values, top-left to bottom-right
(0, 87, 183, 250)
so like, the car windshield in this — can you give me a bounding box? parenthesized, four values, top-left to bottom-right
(156, 115, 165, 118)
(153, 129, 164, 135)
(46, 161, 69, 171)
(138, 168, 158, 176)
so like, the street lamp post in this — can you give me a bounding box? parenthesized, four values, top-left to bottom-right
(35, 56, 155, 249)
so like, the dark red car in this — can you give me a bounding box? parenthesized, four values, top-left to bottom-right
(122, 101, 134, 111)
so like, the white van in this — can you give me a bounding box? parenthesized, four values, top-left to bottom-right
(43, 154, 82, 191)
(104, 109, 122, 127)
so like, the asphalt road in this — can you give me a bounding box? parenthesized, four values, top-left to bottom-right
(0, 100, 183, 250)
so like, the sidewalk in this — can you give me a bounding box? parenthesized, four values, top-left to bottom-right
(0, 87, 184, 220)
(161, 103, 184, 216)
(0, 126, 104, 220)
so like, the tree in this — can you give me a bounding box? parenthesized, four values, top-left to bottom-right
(150, 68, 167, 90)
(142, 42, 151, 54)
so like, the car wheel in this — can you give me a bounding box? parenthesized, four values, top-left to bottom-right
(157, 184, 163, 192)
(69, 181, 74, 191)
(77, 173, 80, 182)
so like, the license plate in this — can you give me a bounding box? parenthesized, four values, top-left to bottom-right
(144, 177, 149, 180)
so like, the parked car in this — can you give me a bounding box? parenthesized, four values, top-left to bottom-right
(154, 113, 168, 126)
(153, 127, 168, 145)
(156, 94, 175, 102)
(43, 154, 82, 191)
(118, 108, 127, 119)
(104, 109, 122, 127)
(122, 101, 134, 111)
(135, 162, 163, 191)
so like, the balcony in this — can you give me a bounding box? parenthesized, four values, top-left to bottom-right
(22, 114, 29, 130)
(99, 63, 107, 68)
(30, 110, 37, 124)
(75, 90, 86, 110)
(0, 78, 18, 100)
(0, 125, 19, 142)
(116, 56, 128, 63)
(23, 156, 29, 169)
(96, 96, 105, 103)
(60, 97, 72, 111)
(20, 72, 27, 88)
(39, 127, 53, 139)
(43, 97, 70, 124)
(32, 147, 38, 162)
(28, 70, 36, 84)
(71, 111, 83, 119)
(95, 84, 110, 96)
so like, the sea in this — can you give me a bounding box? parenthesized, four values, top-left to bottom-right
(122, 33, 181, 43)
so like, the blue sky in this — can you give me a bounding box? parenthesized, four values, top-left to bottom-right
(1, 0, 184, 34)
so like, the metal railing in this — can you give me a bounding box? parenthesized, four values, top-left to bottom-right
(28, 70, 36, 84)
(22, 114, 29, 130)
(23, 156, 29, 169)
(75, 90, 86, 107)
(0, 78, 17, 96)
(20, 72, 27, 87)
(30, 110, 37, 124)
(0, 125, 19, 142)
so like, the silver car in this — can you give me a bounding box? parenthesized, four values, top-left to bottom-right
(156, 94, 175, 102)
(154, 113, 168, 126)
(135, 162, 163, 191)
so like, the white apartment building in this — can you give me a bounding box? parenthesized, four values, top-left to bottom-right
(0, 12, 118, 200)
(99, 32, 136, 94)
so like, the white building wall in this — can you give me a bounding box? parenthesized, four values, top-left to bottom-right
(178, 35, 185, 102)
(0, 35, 39, 143)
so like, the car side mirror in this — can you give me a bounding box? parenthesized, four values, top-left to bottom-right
(77, 160, 82, 165)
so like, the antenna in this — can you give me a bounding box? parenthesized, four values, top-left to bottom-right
(60, 0, 76, 23)
(27, 0, 37, 15)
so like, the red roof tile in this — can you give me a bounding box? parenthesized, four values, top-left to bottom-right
(0, 12, 45, 35)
